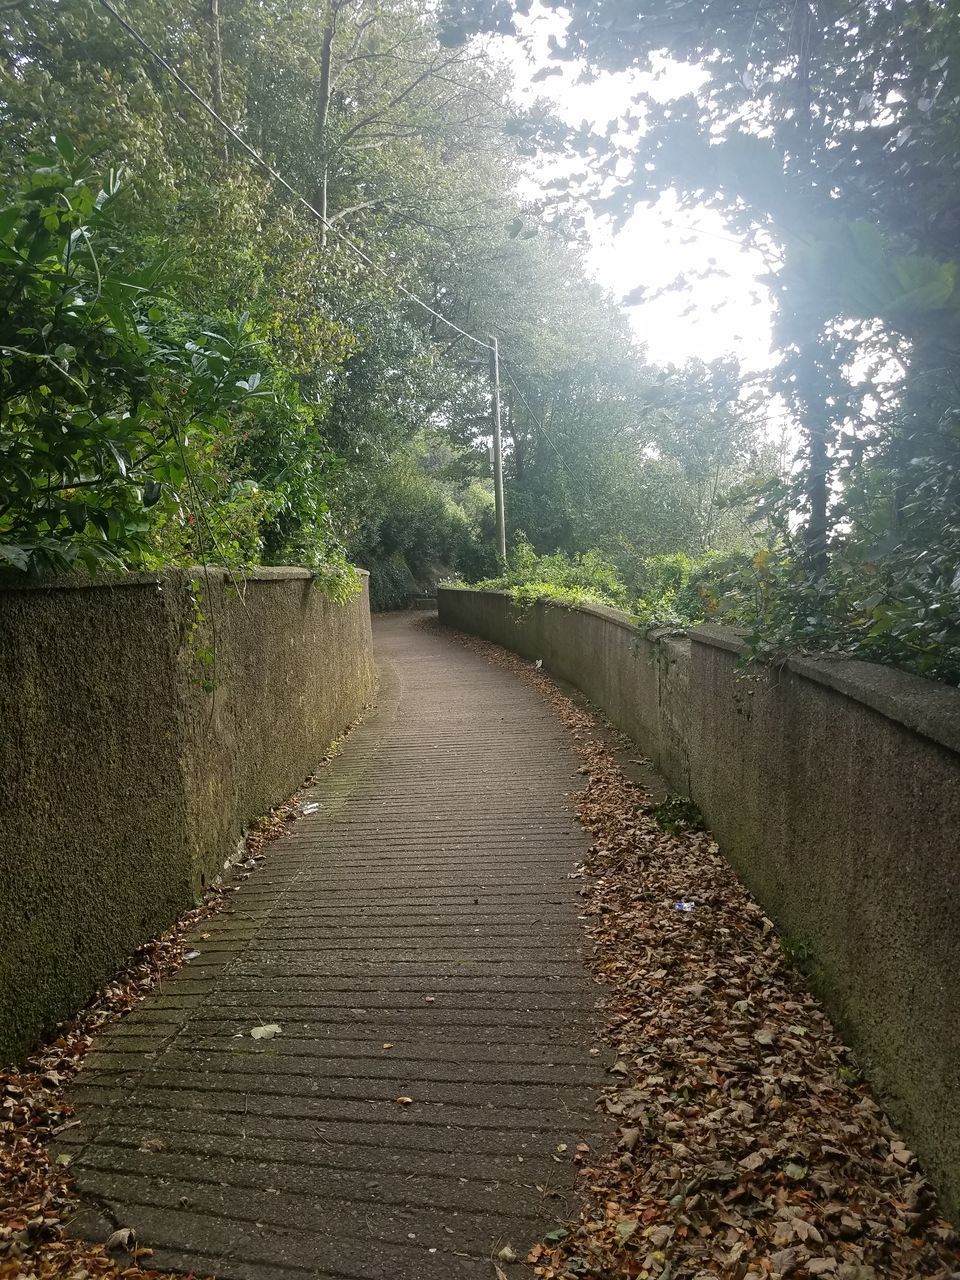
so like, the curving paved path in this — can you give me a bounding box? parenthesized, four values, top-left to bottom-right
(58, 612, 605, 1280)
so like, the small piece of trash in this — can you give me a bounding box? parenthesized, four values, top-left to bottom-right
(498, 1245, 518, 1263)
(396, 1095, 414, 1105)
(302, 802, 320, 815)
(251, 1023, 282, 1040)
(183, 949, 201, 960)
(674, 900, 696, 912)
(534, 658, 543, 669)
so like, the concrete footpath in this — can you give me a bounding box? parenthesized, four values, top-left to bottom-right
(57, 612, 605, 1280)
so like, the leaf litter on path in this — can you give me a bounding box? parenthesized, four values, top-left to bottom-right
(0, 715, 368, 1280)
(430, 618, 960, 1280)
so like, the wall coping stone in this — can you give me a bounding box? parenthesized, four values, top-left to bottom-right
(438, 586, 645, 638)
(0, 565, 369, 593)
(439, 589, 960, 758)
(689, 623, 960, 756)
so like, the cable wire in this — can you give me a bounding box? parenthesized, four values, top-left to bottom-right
(96, 0, 493, 352)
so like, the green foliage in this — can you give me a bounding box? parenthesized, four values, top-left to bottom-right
(0, 148, 354, 590)
(441, 0, 960, 684)
(631, 551, 754, 629)
(345, 450, 495, 610)
(0, 0, 771, 615)
(9, 0, 952, 685)
(632, 538, 960, 684)
(648, 794, 704, 835)
(497, 355, 774, 586)
(729, 547, 960, 686)
(780, 933, 818, 974)
(471, 536, 630, 611)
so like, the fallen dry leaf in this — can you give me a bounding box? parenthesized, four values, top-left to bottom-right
(104, 1229, 135, 1253)
(433, 618, 960, 1280)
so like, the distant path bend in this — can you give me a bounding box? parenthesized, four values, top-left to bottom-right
(60, 611, 605, 1280)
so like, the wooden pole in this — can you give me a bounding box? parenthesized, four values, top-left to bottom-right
(489, 335, 506, 562)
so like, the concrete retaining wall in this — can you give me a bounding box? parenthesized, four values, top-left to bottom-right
(438, 586, 960, 1219)
(0, 568, 374, 1062)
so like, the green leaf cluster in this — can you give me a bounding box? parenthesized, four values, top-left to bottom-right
(467, 535, 631, 612)
(0, 148, 351, 583)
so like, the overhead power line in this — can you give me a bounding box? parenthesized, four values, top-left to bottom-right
(95, 0, 493, 353)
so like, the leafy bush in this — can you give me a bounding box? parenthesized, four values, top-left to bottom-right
(632, 550, 757, 629)
(0, 145, 356, 596)
(346, 456, 492, 610)
(470, 536, 630, 611)
(728, 548, 960, 685)
(633, 543, 960, 685)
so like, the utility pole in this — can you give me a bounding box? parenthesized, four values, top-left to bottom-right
(489, 335, 507, 562)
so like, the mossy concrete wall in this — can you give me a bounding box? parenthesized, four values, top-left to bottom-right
(438, 586, 960, 1220)
(0, 568, 374, 1063)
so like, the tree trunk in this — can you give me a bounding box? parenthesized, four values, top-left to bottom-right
(507, 388, 525, 483)
(793, 3, 830, 572)
(806, 423, 829, 570)
(316, 0, 337, 243)
(209, 0, 228, 161)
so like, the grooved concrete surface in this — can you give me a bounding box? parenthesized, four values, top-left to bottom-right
(58, 613, 605, 1280)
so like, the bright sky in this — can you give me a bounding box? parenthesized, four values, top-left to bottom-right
(499, 19, 777, 372)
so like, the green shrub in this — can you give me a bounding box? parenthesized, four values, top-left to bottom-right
(470, 536, 630, 611)
(631, 550, 759, 628)
(346, 457, 493, 609)
(634, 544, 960, 684)
(0, 144, 354, 594)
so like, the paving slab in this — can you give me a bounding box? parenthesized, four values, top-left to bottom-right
(59, 612, 606, 1279)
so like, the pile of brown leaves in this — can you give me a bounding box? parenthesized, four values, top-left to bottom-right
(0, 898, 220, 1280)
(0, 750, 343, 1280)
(441, 622, 960, 1280)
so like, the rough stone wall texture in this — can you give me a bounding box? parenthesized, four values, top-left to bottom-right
(437, 586, 960, 1220)
(0, 569, 374, 1063)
